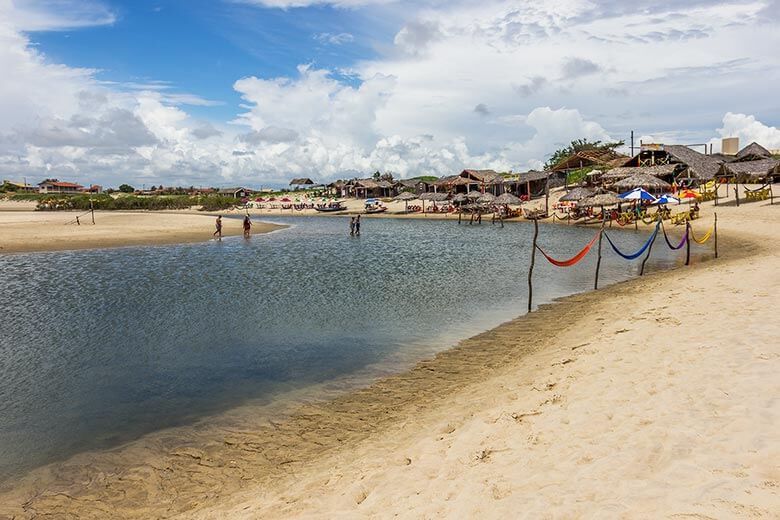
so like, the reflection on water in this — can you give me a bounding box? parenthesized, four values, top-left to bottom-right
(0, 216, 699, 480)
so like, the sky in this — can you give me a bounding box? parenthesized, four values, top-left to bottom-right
(1, 0, 779, 189)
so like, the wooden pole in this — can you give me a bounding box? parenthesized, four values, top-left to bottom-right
(685, 221, 691, 266)
(735, 182, 739, 207)
(714, 182, 718, 206)
(544, 178, 549, 216)
(527, 218, 538, 312)
(640, 218, 658, 276)
(594, 215, 605, 290)
(714, 212, 718, 259)
(90, 198, 95, 225)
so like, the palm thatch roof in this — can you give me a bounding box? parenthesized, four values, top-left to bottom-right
(719, 158, 779, 180)
(289, 177, 314, 185)
(461, 169, 504, 184)
(559, 187, 594, 202)
(477, 192, 496, 203)
(420, 192, 449, 201)
(452, 193, 468, 203)
(578, 191, 621, 207)
(613, 173, 671, 191)
(494, 192, 522, 204)
(735, 142, 771, 162)
(551, 150, 629, 172)
(394, 191, 417, 201)
(601, 164, 676, 180)
(515, 170, 550, 183)
(465, 191, 482, 199)
(662, 145, 722, 180)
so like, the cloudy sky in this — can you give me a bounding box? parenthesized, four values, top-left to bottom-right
(1, 0, 779, 188)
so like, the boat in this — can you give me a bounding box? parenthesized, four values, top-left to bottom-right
(364, 198, 387, 214)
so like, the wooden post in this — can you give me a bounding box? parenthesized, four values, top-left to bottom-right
(735, 183, 739, 207)
(714, 182, 718, 206)
(544, 178, 549, 216)
(594, 216, 605, 290)
(527, 218, 538, 312)
(640, 219, 658, 276)
(76, 216, 80, 226)
(714, 212, 718, 259)
(685, 221, 691, 266)
(90, 198, 95, 224)
(458, 210, 462, 224)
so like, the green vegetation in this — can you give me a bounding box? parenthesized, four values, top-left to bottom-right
(565, 167, 594, 185)
(409, 175, 438, 182)
(118, 183, 135, 193)
(545, 138, 625, 170)
(33, 194, 241, 212)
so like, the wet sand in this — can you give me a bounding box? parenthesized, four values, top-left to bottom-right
(0, 197, 777, 518)
(0, 210, 285, 253)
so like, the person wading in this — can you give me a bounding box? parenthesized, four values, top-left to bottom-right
(214, 215, 223, 240)
(355, 215, 361, 236)
(349, 217, 356, 236)
(243, 215, 252, 238)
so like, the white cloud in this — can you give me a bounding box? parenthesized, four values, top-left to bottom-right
(709, 112, 780, 152)
(314, 32, 354, 45)
(0, 0, 779, 187)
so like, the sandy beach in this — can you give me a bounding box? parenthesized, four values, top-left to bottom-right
(0, 197, 777, 519)
(0, 207, 285, 253)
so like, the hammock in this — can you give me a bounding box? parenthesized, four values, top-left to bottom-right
(604, 222, 660, 260)
(536, 231, 601, 267)
(689, 224, 714, 245)
(742, 183, 771, 193)
(661, 221, 689, 250)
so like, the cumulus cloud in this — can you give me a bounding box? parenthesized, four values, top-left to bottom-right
(709, 113, 780, 152)
(473, 103, 490, 116)
(393, 20, 442, 55)
(561, 57, 601, 79)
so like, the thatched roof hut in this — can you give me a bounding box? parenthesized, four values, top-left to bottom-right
(622, 145, 722, 180)
(559, 187, 594, 202)
(718, 158, 779, 182)
(289, 177, 314, 186)
(550, 150, 628, 172)
(394, 191, 417, 201)
(613, 173, 671, 192)
(494, 192, 521, 205)
(735, 142, 772, 162)
(578, 191, 621, 207)
(420, 192, 449, 201)
(601, 164, 676, 180)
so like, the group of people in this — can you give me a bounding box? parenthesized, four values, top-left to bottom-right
(213, 215, 253, 240)
(349, 215, 361, 236)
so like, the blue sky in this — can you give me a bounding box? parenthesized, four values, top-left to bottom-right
(0, 0, 779, 188)
(29, 0, 393, 121)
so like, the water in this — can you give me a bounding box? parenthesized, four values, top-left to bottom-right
(0, 216, 699, 481)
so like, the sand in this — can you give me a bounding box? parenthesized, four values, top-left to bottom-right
(0, 209, 285, 253)
(0, 195, 777, 519)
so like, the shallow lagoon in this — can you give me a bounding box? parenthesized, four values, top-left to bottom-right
(0, 216, 697, 481)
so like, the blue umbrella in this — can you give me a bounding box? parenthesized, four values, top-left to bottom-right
(652, 194, 680, 205)
(619, 187, 656, 202)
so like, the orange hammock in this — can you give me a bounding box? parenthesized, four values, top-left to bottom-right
(536, 231, 601, 267)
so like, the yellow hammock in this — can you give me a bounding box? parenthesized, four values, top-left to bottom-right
(690, 224, 715, 244)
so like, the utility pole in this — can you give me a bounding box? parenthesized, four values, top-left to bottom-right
(630, 130, 635, 156)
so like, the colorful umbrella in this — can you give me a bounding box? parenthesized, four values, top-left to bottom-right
(619, 187, 657, 202)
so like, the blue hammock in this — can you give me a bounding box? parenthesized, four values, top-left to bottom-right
(604, 222, 660, 260)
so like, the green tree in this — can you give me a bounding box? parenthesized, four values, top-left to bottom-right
(372, 170, 381, 180)
(118, 183, 135, 193)
(544, 138, 625, 170)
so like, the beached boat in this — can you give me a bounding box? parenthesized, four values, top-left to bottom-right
(364, 198, 387, 214)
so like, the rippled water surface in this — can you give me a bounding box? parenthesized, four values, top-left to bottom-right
(0, 216, 699, 480)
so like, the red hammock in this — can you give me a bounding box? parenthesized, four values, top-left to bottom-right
(536, 230, 601, 267)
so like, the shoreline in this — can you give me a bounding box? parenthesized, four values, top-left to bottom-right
(0, 200, 777, 518)
(0, 210, 287, 254)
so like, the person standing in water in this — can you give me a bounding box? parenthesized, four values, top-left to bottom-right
(243, 215, 252, 238)
(349, 217, 355, 236)
(213, 215, 223, 239)
(355, 215, 361, 236)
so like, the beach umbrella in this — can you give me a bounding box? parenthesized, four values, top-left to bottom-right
(477, 192, 496, 203)
(452, 193, 468, 203)
(578, 192, 621, 208)
(494, 192, 521, 205)
(559, 187, 594, 203)
(619, 187, 657, 202)
(613, 173, 672, 192)
(394, 192, 417, 201)
(653, 194, 679, 205)
(677, 189, 700, 200)
(465, 191, 482, 200)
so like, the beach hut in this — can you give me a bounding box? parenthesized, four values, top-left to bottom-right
(613, 173, 671, 193)
(622, 144, 722, 182)
(550, 149, 629, 173)
(394, 191, 417, 212)
(734, 142, 772, 162)
(718, 158, 779, 183)
(494, 192, 521, 205)
(578, 191, 621, 208)
(601, 164, 676, 182)
(559, 187, 594, 203)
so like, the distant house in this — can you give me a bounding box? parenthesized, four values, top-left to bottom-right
(289, 177, 314, 187)
(396, 178, 432, 195)
(81, 185, 103, 194)
(621, 144, 723, 181)
(38, 179, 84, 194)
(734, 142, 772, 163)
(2, 180, 38, 193)
(217, 187, 251, 198)
(350, 179, 395, 199)
(456, 169, 505, 194)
